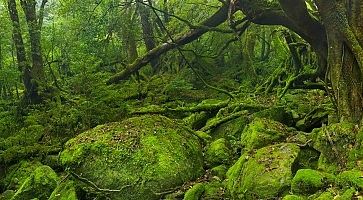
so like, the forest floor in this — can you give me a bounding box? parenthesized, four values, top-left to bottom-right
(0, 69, 362, 200)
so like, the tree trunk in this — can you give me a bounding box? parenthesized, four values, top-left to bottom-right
(315, 0, 363, 123)
(137, 0, 160, 73)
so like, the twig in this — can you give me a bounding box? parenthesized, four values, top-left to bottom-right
(69, 171, 132, 193)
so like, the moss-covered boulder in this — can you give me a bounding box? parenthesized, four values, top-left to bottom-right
(336, 169, 363, 190)
(312, 123, 363, 171)
(291, 169, 335, 194)
(253, 106, 294, 126)
(205, 138, 232, 167)
(226, 143, 300, 199)
(11, 165, 59, 200)
(1, 161, 43, 191)
(282, 195, 306, 200)
(49, 180, 78, 200)
(314, 191, 334, 200)
(240, 118, 292, 151)
(60, 115, 204, 200)
(184, 183, 205, 200)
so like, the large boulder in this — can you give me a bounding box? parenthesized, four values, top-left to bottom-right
(226, 143, 300, 199)
(60, 115, 204, 200)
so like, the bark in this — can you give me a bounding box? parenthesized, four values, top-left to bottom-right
(107, 2, 230, 84)
(137, 0, 160, 73)
(314, 0, 363, 123)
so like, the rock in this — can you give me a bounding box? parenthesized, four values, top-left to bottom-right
(291, 169, 335, 194)
(183, 183, 205, 200)
(253, 106, 294, 126)
(314, 191, 334, 200)
(1, 161, 43, 191)
(240, 118, 292, 151)
(60, 115, 204, 200)
(49, 180, 78, 200)
(210, 165, 227, 179)
(336, 169, 363, 190)
(11, 165, 59, 200)
(226, 143, 300, 199)
(202, 181, 225, 199)
(210, 116, 248, 139)
(312, 123, 363, 171)
(205, 138, 232, 167)
(282, 195, 306, 200)
(292, 147, 320, 171)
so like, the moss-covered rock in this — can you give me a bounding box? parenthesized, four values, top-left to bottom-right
(210, 116, 249, 140)
(253, 106, 294, 126)
(60, 115, 204, 200)
(226, 143, 300, 199)
(291, 169, 335, 194)
(203, 180, 225, 199)
(184, 183, 205, 200)
(282, 194, 306, 200)
(335, 188, 357, 200)
(312, 123, 363, 171)
(210, 165, 228, 179)
(292, 147, 320, 171)
(11, 165, 59, 200)
(1, 161, 43, 191)
(205, 138, 232, 167)
(49, 180, 78, 200)
(314, 191, 334, 200)
(240, 118, 292, 151)
(336, 169, 363, 190)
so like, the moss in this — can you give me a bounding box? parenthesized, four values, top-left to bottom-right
(210, 116, 249, 140)
(240, 118, 292, 151)
(205, 138, 232, 167)
(203, 181, 225, 199)
(291, 169, 335, 194)
(336, 169, 363, 190)
(253, 106, 294, 126)
(49, 180, 78, 200)
(0, 190, 15, 200)
(183, 112, 209, 130)
(183, 183, 205, 200)
(226, 143, 300, 199)
(292, 147, 320, 172)
(312, 122, 360, 170)
(60, 115, 204, 200)
(314, 191, 334, 200)
(335, 188, 356, 200)
(11, 165, 59, 200)
(317, 154, 340, 174)
(1, 161, 43, 191)
(210, 165, 227, 179)
(282, 195, 306, 200)
(0, 125, 44, 150)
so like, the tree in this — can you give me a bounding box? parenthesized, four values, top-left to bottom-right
(7, 0, 47, 104)
(108, 0, 363, 124)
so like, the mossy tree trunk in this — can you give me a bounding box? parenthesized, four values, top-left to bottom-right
(314, 0, 363, 123)
(237, 0, 363, 124)
(7, 0, 47, 104)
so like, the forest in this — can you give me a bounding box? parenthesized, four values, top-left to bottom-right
(0, 0, 362, 199)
